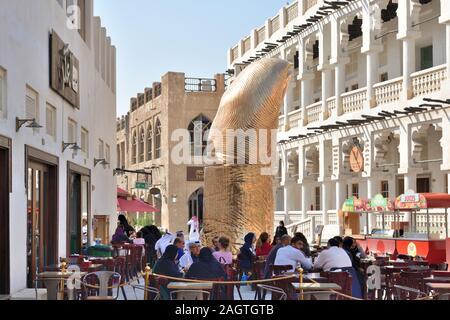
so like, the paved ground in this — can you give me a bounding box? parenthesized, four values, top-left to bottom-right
(118, 280, 261, 301)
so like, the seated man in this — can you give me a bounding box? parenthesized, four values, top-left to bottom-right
(264, 235, 291, 278)
(313, 238, 352, 271)
(314, 238, 363, 299)
(274, 236, 313, 272)
(179, 241, 201, 271)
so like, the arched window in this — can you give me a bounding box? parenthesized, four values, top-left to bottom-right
(139, 127, 145, 163)
(188, 115, 211, 156)
(155, 118, 161, 159)
(131, 130, 137, 164)
(146, 123, 153, 161)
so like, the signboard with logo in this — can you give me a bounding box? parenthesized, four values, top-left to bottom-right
(187, 167, 204, 182)
(395, 190, 427, 210)
(135, 182, 148, 190)
(349, 146, 364, 173)
(50, 30, 80, 108)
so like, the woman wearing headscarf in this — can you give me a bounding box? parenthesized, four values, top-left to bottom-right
(118, 214, 135, 237)
(140, 225, 162, 267)
(185, 248, 227, 280)
(238, 233, 256, 274)
(153, 245, 182, 300)
(186, 248, 228, 300)
(111, 225, 131, 244)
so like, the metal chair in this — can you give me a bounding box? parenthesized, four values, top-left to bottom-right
(394, 285, 428, 300)
(256, 284, 287, 300)
(170, 290, 211, 300)
(82, 271, 121, 300)
(130, 284, 160, 300)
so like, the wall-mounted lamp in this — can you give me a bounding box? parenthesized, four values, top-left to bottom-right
(171, 195, 178, 204)
(16, 117, 43, 132)
(94, 158, 109, 168)
(62, 141, 81, 154)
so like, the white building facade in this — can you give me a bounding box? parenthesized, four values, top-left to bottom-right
(0, 0, 116, 295)
(228, 0, 450, 241)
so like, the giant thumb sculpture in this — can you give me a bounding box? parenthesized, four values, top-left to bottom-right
(203, 58, 291, 253)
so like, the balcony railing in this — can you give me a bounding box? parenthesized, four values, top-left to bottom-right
(412, 64, 447, 97)
(231, 45, 239, 61)
(306, 101, 322, 124)
(271, 15, 280, 33)
(374, 77, 402, 106)
(342, 87, 366, 114)
(288, 109, 302, 129)
(257, 26, 265, 45)
(286, 217, 315, 243)
(326, 97, 336, 118)
(278, 115, 285, 131)
(185, 78, 217, 93)
(243, 37, 251, 54)
(305, 0, 318, 11)
(287, 2, 298, 23)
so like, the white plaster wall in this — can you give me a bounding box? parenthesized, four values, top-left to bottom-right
(0, 0, 116, 293)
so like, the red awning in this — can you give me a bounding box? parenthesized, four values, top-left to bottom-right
(421, 193, 450, 209)
(117, 187, 130, 197)
(117, 197, 159, 213)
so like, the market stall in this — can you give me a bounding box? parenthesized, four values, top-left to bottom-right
(365, 191, 449, 264)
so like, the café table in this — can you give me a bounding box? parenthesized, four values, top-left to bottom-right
(167, 282, 213, 300)
(304, 273, 328, 283)
(38, 271, 87, 300)
(424, 276, 450, 284)
(426, 283, 450, 300)
(291, 282, 342, 300)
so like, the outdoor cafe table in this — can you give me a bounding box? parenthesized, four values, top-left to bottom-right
(426, 283, 450, 300)
(167, 282, 214, 300)
(38, 271, 87, 300)
(291, 282, 342, 300)
(424, 276, 450, 283)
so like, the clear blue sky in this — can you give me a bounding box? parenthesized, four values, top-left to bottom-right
(93, 0, 290, 116)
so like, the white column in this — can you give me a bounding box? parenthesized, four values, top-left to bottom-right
(401, 37, 416, 100)
(366, 51, 380, 108)
(404, 172, 417, 229)
(281, 49, 289, 130)
(321, 68, 332, 120)
(301, 183, 309, 221)
(322, 182, 330, 225)
(448, 174, 450, 194)
(446, 24, 450, 78)
(367, 178, 377, 234)
(283, 186, 289, 221)
(334, 62, 346, 116)
(301, 77, 314, 125)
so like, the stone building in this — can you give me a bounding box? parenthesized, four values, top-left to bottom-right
(116, 72, 225, 234)
(227, 0, 450, 242)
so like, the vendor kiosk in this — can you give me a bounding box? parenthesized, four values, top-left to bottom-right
(365, 191, 449, 264)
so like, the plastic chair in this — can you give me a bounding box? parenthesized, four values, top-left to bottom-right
(82, 271, 121, 300)
(170, 290, 211, 301)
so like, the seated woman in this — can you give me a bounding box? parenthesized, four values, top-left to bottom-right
(186, 248, 227, 300)
(153, 245, 182, 300)
(238, 233, 256, 275)
(213, 237, 233, 265)
(111, 225, 131, 244)
(256, 232, 273, 258)
(186, 248, 227, 280)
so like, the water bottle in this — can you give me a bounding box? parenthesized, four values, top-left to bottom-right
(241, 273, 248, 286)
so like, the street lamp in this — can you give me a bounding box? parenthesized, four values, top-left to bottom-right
(94, 158, 109, 168)
(62, 141, 82, 155)
(16, 117, 43, 132)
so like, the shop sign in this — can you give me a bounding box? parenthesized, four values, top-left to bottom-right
(349, 146, 364, 173)
(50, 30, 80, 108)
(135, 181, 148, 190)
(396, 190, 427, 210)
(187, 167, 204, 182)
